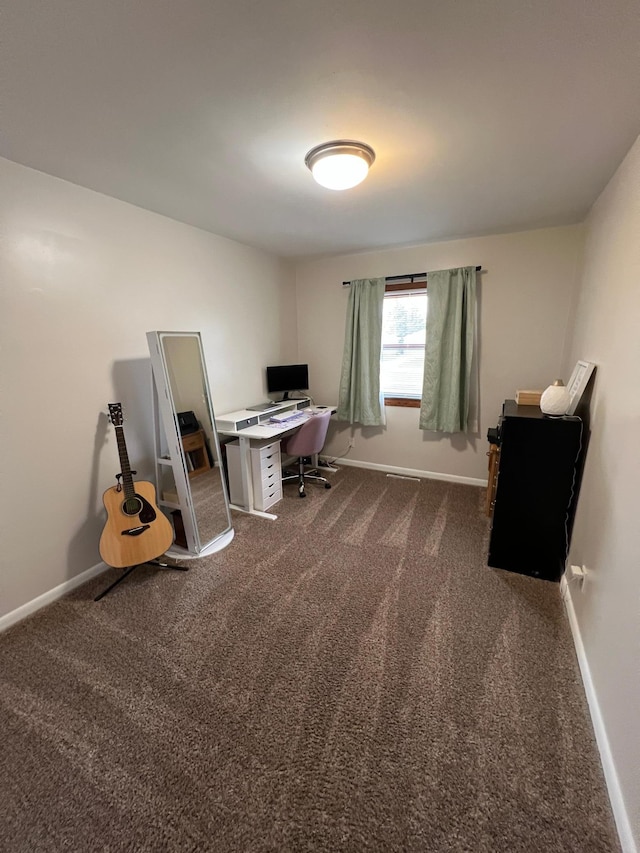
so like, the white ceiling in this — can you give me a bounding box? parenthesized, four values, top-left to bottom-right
(2, 0, 640, 258)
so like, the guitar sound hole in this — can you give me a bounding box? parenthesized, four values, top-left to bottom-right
(123, 496, 143, 516)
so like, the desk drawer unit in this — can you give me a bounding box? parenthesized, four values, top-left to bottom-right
(250, 441, 282, 511)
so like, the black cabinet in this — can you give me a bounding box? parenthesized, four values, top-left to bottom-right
(487, 400, 583, 582)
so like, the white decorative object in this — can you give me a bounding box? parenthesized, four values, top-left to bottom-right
(566, 360, 596, 414)
(540, 379, 571, 416)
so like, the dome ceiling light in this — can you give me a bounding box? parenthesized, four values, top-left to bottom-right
(304, 140, 376, 191)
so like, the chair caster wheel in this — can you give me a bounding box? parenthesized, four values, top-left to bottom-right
(324, 483, 331, 489)
(299, 492, 306, 498)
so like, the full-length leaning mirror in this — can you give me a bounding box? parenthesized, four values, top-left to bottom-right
(147, 331, 234, 557)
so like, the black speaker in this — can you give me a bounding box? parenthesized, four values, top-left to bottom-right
(177, 411, 199, 435)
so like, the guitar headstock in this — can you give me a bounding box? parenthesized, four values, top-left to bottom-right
(107, 402, 124, 427)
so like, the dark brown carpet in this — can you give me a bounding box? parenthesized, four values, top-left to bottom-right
(0, 467, 619, 852)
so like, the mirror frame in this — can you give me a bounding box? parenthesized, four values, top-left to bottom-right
(147, 330, 234, 557)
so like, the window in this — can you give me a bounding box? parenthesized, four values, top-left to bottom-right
(380, 283, 427, 408)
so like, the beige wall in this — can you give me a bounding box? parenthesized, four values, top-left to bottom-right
(0, 157, 297, 619)
(295, 226, 584, 481)
(563, 136, 640, 849)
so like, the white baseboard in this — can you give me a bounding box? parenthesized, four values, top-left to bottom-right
(325, 456, 487, 488)
(0, 562, 110, 634)
(560, 577, 637, 853)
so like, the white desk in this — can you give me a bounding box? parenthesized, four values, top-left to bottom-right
(216, 400, 336, 519)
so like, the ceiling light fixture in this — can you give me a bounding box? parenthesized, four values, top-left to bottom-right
(304, 140, 376, 190)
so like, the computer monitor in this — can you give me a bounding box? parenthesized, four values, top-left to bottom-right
(266, 363, 309, 401)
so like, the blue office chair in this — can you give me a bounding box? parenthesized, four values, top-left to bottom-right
(281, 410, 332, 498)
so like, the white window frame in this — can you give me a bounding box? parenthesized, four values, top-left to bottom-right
(380, 282, 427, 408)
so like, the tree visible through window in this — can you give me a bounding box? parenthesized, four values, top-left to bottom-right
(380, 288, 427, 406)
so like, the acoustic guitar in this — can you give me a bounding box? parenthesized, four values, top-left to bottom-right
(99, 402, 174, 568)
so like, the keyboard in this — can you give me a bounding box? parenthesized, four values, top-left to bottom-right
(269, 410, 305, 424)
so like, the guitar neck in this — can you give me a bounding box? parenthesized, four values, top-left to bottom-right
(114, 426, 136, 499)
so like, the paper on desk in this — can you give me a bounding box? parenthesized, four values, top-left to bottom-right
(242, 424, 288, 437)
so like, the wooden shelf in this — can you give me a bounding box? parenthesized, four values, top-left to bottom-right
(182, 429, 211, 479)
(485, 443, 500, 517)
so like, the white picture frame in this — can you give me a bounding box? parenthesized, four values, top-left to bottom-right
(566, 360, 596, 415)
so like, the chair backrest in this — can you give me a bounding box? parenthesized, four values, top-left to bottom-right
(282, 410, 332, 457)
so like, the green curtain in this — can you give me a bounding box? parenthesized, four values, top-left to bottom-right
(337, 277, 386, 426)
(419, 267, 477, 433)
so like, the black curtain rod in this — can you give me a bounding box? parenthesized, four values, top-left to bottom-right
(342, 266, 482, 286)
